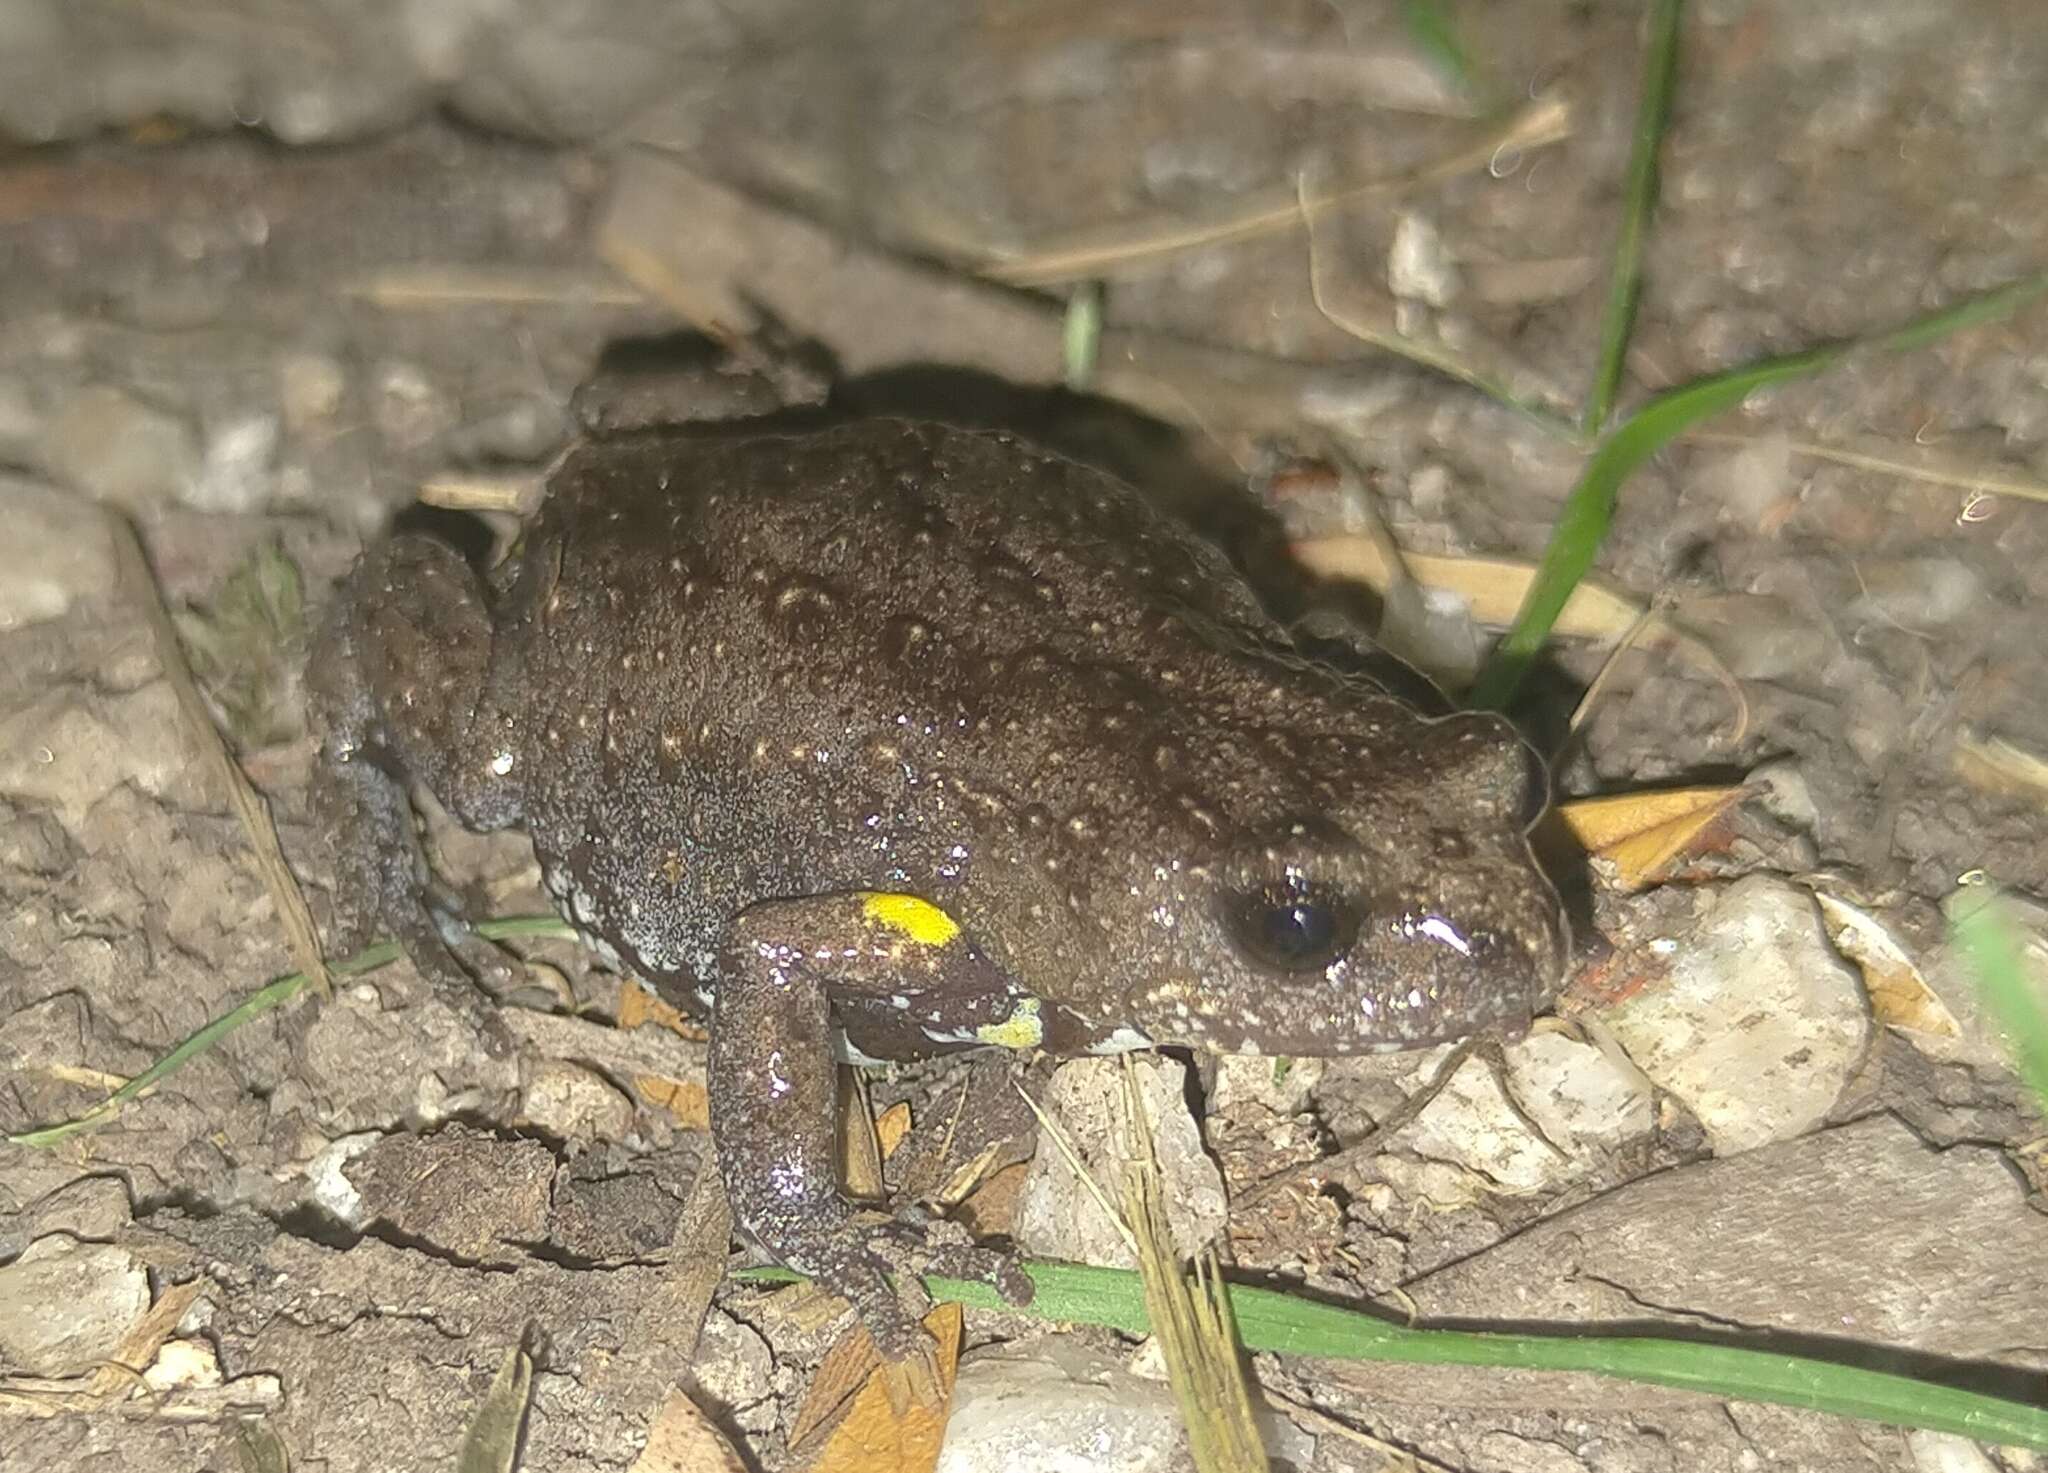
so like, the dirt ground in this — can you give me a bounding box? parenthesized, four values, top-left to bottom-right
(2, 2, 2045, 1470)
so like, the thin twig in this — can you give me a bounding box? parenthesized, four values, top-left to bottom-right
(109, 514, 333, 1001)
(1683, 427, 2048, 506)
(1300, 174, 1576, 428)
(1235, 1038, 1482, 1213)
(1012, 1081, 1138, 1257)
(1260, 1384, 1447, 1472)
(984, 92, 1571, 287)
(1567, 595, 1750, 749)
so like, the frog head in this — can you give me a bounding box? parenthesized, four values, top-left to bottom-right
(1110, 710, 1568, 1057)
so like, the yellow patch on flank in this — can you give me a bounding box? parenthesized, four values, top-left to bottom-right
(861, 892, 961, 947)
(977, 996, 1043, 1050)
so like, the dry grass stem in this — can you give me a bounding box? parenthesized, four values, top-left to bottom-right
(1121, 1059, 1269, 1473)
(986, 92, 1571, 287)
(340, 266, 645, 308)
(1012, 1081, 1137, 1257)
(110, 515, 333, 1000)
(1684, 428, 2048, 506)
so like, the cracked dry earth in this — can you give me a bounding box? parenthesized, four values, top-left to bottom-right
(4, 1, 2048, 1471)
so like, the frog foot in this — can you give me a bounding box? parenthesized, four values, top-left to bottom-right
(835, 1209, 1034, 1362)
(412, 901, 521, 1057)
(340, 888, 518, 1059)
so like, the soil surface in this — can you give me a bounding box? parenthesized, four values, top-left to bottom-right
(2, 3, 2045, 1471)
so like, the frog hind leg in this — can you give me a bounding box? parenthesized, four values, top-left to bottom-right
(709, 893, 1037, 1361)
(306, 534, 524, 1053)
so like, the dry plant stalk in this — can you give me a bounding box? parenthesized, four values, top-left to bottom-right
(109, 514, 333, 1001)
(985, 93, 1571, 287)
(1120, 1059, 1269, 1473)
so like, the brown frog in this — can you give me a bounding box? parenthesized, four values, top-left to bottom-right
(308, 402, 1567, 1359)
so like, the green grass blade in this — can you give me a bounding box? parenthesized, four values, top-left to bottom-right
(1399, 0, 1484, 101)
(740, 1263, 2048, 1449)
(1062, 281, 1103, 391)
(1584, 0, 1685, 436)
(1470, 270, 2048, 708)
(1951, 885, 2048, 1112)
(6, 916, 578, 1149)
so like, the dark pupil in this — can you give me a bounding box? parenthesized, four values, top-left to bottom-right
(1231, 884, 1353, 974)
(1263, 902, 1336, 963)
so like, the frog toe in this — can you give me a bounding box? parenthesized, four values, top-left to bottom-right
(385, 905, 519, 1055)
(862, 1215, 1034, 1308)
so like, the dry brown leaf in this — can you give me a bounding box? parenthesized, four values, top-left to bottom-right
(876, 1101, 913, 1161)
(1953, 732, 2048, 807)
(1292, 538, 1644, 638)
(635, 1075, 710, 1129)
(1814, 894, 1961, 1038)
(1293, 536, 1744, 738)
(627, 1388, 749, 1473)
(839, 1070, 887, 1200)
(789, 1318, 886, 1451)
(934, 1142, 1005, 1208)
(795, 1303, 963, 1470)
(90, 1279, 205, 1402)
(619, 980, 709, 1039)
(418, 472, 544, 516)
(1556, 787, 1748, 891)
(954, 1161, 1031, 1238)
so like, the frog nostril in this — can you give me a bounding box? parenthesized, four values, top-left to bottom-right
(1430, 827, 1472, 860)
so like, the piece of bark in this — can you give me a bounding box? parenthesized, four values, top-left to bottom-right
(1315, 1113, 2046, 1411)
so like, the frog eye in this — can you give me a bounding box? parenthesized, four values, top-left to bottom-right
(1226, 883, 1357, 974)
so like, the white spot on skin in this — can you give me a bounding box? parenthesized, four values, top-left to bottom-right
(1413, 913, 1475, 956)
(490, 750, 515, 776)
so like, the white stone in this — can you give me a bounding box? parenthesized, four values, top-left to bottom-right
(520, 1058, 635, 1142)
(0, 682, 194, 829)
(937, 1339, 1184, 1473)
(190, 412, 280, 514)
(277, 350, 348, 430)
(1013, 1056, 1226, 1270)
(0, 1234, 150, 1376)
(0, 477, 113, 632)
(142, 1337, 224, 1392)
(304, 1132, 382, 1225)
(1395, 1029, 1654, 1192)
(1210, 1054, 1324, 1116)
(1600, 876, 1872, 1154)
(1388, 212, 1460, 306)
(33, 384, 200, 509)
(1905, 1429, 2000, 1473)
